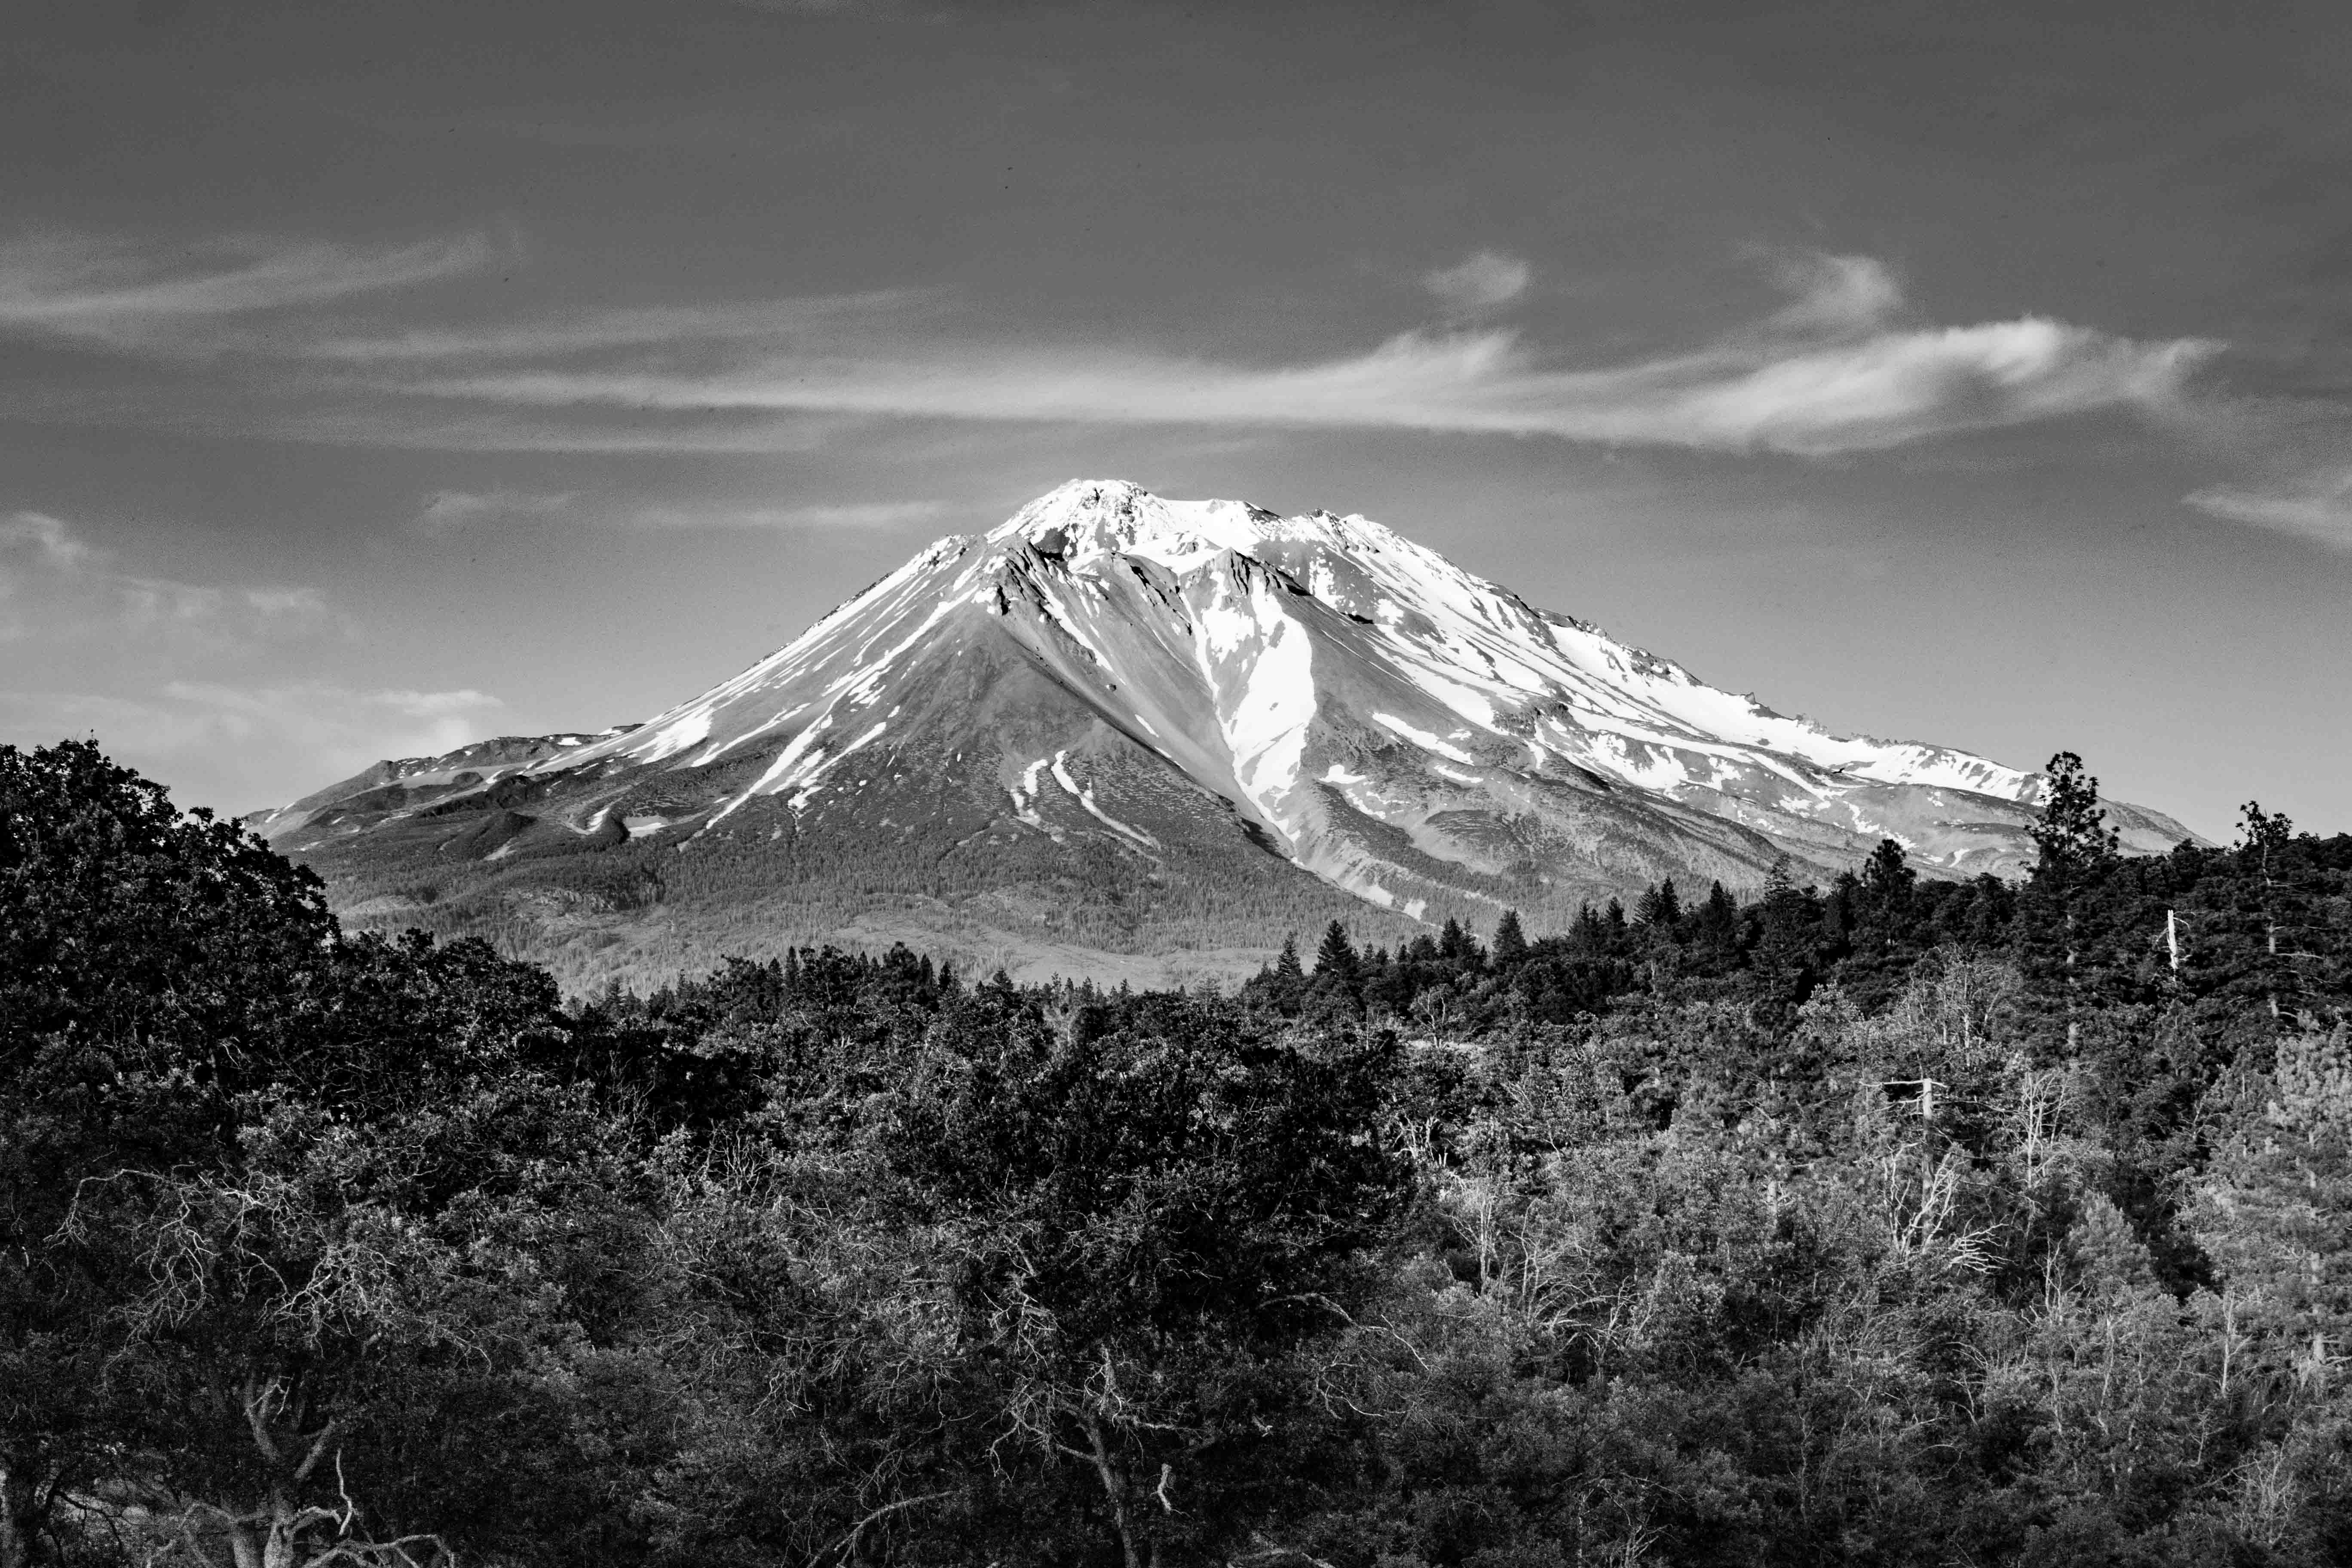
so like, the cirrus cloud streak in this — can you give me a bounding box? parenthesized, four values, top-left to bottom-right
(1, 510, 337, 642)
(0, 229, 496, 351)
(414, 313, 2216, 458)
(0, 228, 2234, 459)
(2183, 468, 2352, 548)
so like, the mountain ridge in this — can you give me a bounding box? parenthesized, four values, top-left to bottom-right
(253, 479, 2196, 987)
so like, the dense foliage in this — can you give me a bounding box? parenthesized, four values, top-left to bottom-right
(6, 737, 2351, 1566)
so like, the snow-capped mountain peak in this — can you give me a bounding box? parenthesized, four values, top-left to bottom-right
(991, 477, 1278, 570)
(261, 481, 2195, 980)
(504, 480, 2144, 898)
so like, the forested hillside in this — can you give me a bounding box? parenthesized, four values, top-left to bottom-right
(6, 739, 2350, 1567)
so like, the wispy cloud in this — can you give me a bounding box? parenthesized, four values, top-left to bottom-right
(729, 0, 910, 14)
(309, 291, 923, 364)
(1763, 252, 1907, 336)
(407, 308, 2213, 458)
(0, 228, 2228, 460)
(364, 686, 504, 718)
(0, 681, 506, 812)
(162, 679, 500, 721)
(0, 510, 99, 571)
(1423, 250, 1531, 313)
(416, 487, 576, 530)
(630, 499, 948, 530)
(415, 489, 942, 532)
(2183, 468, 2352, 548)
(0, 510, 337, 640)
(0, 228, 494, 350)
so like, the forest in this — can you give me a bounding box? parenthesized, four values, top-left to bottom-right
(6, 738, 2352, 1567)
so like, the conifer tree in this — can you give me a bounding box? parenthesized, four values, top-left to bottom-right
(2030, 751, 2121, 884)
(1491, 909, 1529, 970)
(2025, 752, 2121, 1055)
(1845, 841, 1921, 1005)
(1438, 916, 1469, 963)
(2240, 801, 2301, 1019)
(1634, 879, 1683, 931)
(1693, 881, 1741, 965)
(1862, 838, 1916, 903)
(1274, 932, 1305, 983)
(1314, 920, 1360, 984)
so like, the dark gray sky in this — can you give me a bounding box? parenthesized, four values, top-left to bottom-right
(5, 0, 2348, 839)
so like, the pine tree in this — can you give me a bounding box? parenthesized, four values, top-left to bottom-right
(2030, 751, 2121, 885)
(1314, 920, 1360, 983)
(1571, 902, 1606, 954)
(1634, 879, 1683, 931)
(1862, 838, 1916, 903)
(2025, 753, 2122, 1055)
(1274, 933, 1305, 983)
(1845, 842, 1921, 1007)
(1439, 916, 1469, 963)
(1693, 882, 1741, 967)
(1491, 909, 1529, 970)
(2240, 801, 2300, 1020)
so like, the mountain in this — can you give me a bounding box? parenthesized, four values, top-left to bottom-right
(257, 479, 2195, 989)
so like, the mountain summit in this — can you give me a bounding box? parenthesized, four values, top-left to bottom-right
(257, 480, 2193, 986)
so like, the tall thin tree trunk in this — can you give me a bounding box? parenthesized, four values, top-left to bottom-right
(2269, 913, 2281, 1018)
(1084, 1418, 1142, 1568)
(2065, 905, 2079, 1054)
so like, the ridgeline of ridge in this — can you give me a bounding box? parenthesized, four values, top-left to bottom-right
(251, 481, 2195, 989)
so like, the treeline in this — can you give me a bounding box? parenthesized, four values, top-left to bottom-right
(6, 740, 2352, 1567)
(1243, 759, 2346, 1041)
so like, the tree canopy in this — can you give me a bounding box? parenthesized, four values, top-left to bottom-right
(5, 738, 2352, 1568)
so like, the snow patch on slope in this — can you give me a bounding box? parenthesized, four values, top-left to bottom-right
(1191, 562, 1318, 833)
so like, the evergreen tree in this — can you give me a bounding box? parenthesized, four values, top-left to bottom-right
(2241, 801, 2304, 1020)
(2023, 752, 2121, 1055)
(1821, 870, 1858, 950)
(1275, 932, 1305, 982)
(1634, 879, 1683, 931)
(1844, 841, 1922, 1006)
(1438, 916, 1469, 963)
(1492, 909, 1530, 970)
(1750, 862, 1825, 1015)
(1861, 837, 1916, 903)
(1691, 881, 1742, 971)
(2030, 750, 2122, 883)
(1314, 920, 1360, 983)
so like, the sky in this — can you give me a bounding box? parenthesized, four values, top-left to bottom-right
(3, 0, 2349, 841)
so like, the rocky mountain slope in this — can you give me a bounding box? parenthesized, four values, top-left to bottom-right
(255, 480, 2194, 988)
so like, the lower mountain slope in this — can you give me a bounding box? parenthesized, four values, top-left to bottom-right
(257, 480, 2197, 989)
